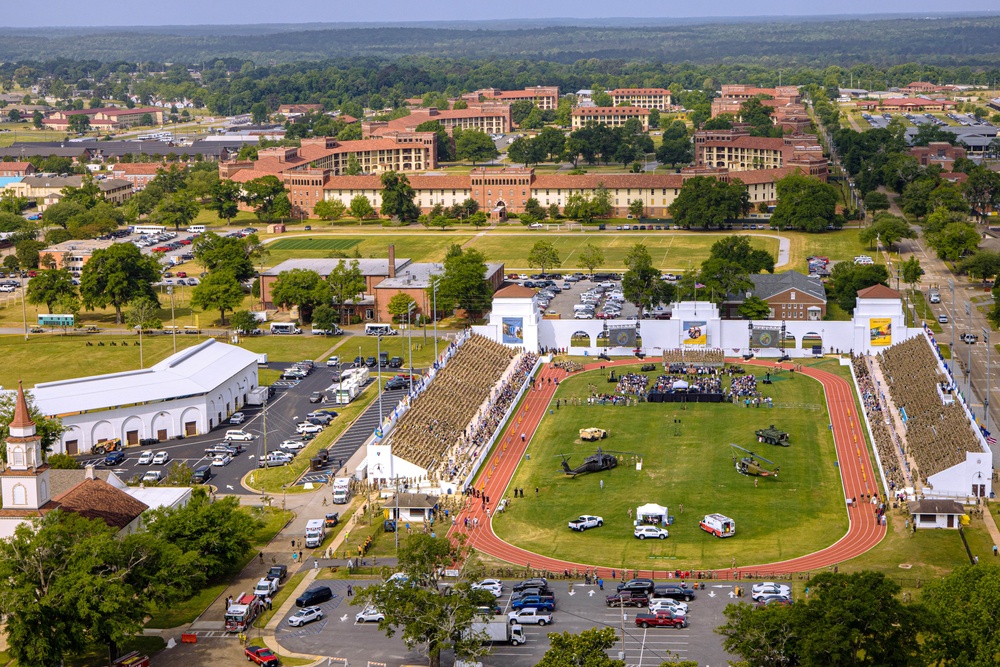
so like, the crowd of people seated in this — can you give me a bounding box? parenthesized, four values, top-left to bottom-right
(662, 348, 725, 367)
(388, 335, 517, 473)
(651, 374, 722, 394)
(728, 374, 759, 401)
(436, 351, 538, 482)
(615, 373, 649, 395)
(852, 355, 907, 490)
(878, 337, 983, 484)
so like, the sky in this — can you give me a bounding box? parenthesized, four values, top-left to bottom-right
(4, 1, 999, 27)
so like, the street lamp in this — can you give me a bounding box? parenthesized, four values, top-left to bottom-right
(431, 277, 441, 363)
(376, 334, 384, 425)
(983, 327, 991, 434)
(948, 279, 955, 349)
(406, 302, 416, 394)
(966, 301, 972, 401)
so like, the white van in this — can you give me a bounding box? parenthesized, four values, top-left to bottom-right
(365, 323, 398, 336)
(573, 304, 594, 313)
(186, 225, 206, 234)
(270, 322, 302, 335)
(304, 519, 325, 548)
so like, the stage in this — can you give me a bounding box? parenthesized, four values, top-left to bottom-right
(647, 392, 725, 403)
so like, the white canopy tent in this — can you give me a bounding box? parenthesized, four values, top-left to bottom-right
(636, 502, 669, 525)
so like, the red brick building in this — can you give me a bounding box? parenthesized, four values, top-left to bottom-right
(42, 107, 164, 131)
(0, 161, 35, 177)
(462, 87, 559, 110)
(909, 142, 967, 171)
(694, 127, 825, 176)
(365, 106, 511, 137)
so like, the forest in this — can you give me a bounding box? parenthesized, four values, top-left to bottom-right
(1, 14, 1000, 67)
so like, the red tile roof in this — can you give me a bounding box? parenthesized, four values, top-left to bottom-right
(494, 283, 537, 298)
(54, 478, 148, 530)
(857, 285, 900, 299)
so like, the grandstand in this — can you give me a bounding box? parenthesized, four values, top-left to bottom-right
(367, 334, 536, 487)
(873, 335, 992, 498)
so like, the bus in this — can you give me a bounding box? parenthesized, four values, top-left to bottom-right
(38, 314, 74, 328)
(133, 225, 166, 236)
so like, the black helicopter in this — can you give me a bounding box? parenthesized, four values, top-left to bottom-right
(731, 444, 780, 477)
(557, 447, 633, 477)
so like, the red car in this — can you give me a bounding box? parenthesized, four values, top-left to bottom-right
(176, 271, 187, 278)
(179, 239, 193, 245)
(635, 611, 687, 628)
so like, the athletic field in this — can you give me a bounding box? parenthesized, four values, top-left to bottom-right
(269, 238, 362, 251)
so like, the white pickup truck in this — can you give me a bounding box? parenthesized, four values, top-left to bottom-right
(507, 608, 552, 626)
(254, 577, 278, 597)
(568, 515, 604, 531)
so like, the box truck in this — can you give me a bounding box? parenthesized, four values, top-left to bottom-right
(332, 477, 351, 504)
(304, 519, 325, 548)
(466, 621, 525, 645)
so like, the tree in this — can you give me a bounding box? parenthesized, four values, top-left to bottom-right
(139, 112, 153, 126)
(380, 171, 420, 222)
(46, 453, 80, 469)
(0, 511, 193, 667)
(770, 173, 841, 232)
(862, 190, 891, 216)
(629, 199, 645, 219)
(439, 246, 492, 319)
(67, 114, 90, 133)
(32, 109, 43, 129)
(527, 241, 561, 275)
(313, 199, 346, 220)
(191, 271, 244, 324)
(957, 250, 1000, 283)
(901, 255, 924, 293)
(648, 108, 660, 129)
(668, 176, 744, 229)
(79, 243, 160, 324)
(26, 269, 77, 314)
(310, 304, 338, 333)
(698, 258, 753, 303)
(345, 154, 362, 176)
(827, 261, 890, 312)
(708, 235, 775, 274)
(468, 211, 488, 228)
(210, 179, 241, 224)
(145, 488, 261, 579)
(3, 254, 19, 272)
(354, 534, 496, 667)
(927, 221, 980, 261)
(326, 259, 366, 324)
(240, 175, 290, 222)
(152, 191, 199, 231)
(656, 136, 694, 166)
(270, 268, 330, 323)
(387, 292, 417, 323)
(716, 601, 799, 667)
(192, 232, 256, 283)
(349, 194, 375, 220)
(622, 243, 674, 316)
(535, 628, 625, 667)
(578, 243, 606, 275)
(738, 295, 773, 320)
(15, 239, 45, 269)
(923, 564, 1000, 666)
(524, 198, 546, 220)
(963, 167, 1000, 222)
(858, 213, 917, 252)
(455, 130, 498, 164)
(230, 309, 260, 335)
(250, 102, 268, 124)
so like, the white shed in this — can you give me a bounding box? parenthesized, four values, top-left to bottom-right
(909, 499, 967, 529)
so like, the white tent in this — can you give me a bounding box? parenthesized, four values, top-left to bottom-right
(636, 503, 669, 525)
(671, 380, 689, 390)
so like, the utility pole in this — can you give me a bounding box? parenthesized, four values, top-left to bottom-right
(377, 334, 384, 425)
(966, 301, 973, 401)
(407, 302, 416, 394)
(619, 599, 626, 664)
(948, 279, 955, 349)
(984, 327, 992, 434)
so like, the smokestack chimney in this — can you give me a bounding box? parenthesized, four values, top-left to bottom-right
(388, 244, 396, 278)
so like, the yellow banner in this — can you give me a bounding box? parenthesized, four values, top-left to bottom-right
(682, 321, 707, 346)
(869, 318, 892, 346)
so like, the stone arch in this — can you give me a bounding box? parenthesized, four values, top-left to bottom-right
(121, 416, 144, 446)
(91, 420, 115, 449)
(179, 406, 201, 438)
(151, 412, 173, 441)
(570, 330, 593, 347)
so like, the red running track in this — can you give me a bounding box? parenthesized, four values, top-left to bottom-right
(448, 358, 886, 579)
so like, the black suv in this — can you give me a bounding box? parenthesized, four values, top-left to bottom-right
(296, 585, 333, 607)
(365, 356, 377, 368)
(616, 578, 655, 595)
(606, 591, 649, 607)
(191, 466, 212, 484)
(389, 356, 403, 368)
(513, 578, 549, 593)
(652, 584, 696, 601)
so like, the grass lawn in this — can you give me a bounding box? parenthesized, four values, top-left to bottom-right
(192, 208, 261, 227)
(264, 232, 473, 267)
(784, 229, 869, 274)
(467, 232, 778, 272)
(0, 128, 70, 147)
(238, 335, 340, 363)
(255, 571, 306, 626)
(269, 238, 362, 251)
(66, 636, 166, 667)
(492, 364, 847, 570)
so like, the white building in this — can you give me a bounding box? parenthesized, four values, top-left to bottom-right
(31, 340, 259, 455)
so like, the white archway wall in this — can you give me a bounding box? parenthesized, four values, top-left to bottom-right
(120, 415, 144, 443)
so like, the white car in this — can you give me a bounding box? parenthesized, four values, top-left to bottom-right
(649, 599, 689, 615)
(152, 451, 170, 465)
(326, 356, 340, 367)
(224, 430, 253, 441)
(288, 606, 324, 627)
(229, 412, 246, 424)
(279, 439, 307, 452)
(634, 525, 669, 540)
(574, 311, 594, 320)
(472, 579, 504, 597)
(296, 423, 323, 434)
(137, 451, 154, 465)
(356, 607, 385, 623)
(0, 285, 16, 293)
(141, 470, 162, 483)
(212, 453, 232, 466)
(751, 582, 792, 600)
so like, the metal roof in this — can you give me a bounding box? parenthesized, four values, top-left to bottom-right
(262, 258, 411, 278)
(30, 340, 258, 416)
(748, 270, 827, 302)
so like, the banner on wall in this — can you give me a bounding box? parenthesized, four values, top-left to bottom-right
(502, 317, 524, 345)
(682, 321, 707, 346)
(870, 318, 892, 346)
(751, 327, 781, 348)
(607, 327, 636, 348)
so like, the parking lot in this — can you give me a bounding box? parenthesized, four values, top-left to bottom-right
(274, 578, 739, 666)
(510, 273, 680, 322)
(75, 348, 410, 494)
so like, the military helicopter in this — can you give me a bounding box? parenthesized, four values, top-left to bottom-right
(557, 447, 631, 477)
(755, 425, 790, 446)
(731, 444, 780, 477)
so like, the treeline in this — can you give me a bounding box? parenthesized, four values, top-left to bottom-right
(3, 16, 1000, 67)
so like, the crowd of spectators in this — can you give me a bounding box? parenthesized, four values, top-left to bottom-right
(388, 335, 517, 473)
(437, 351, 538, 482)
(852, 354, 907, 490)
(728, 374, 759, 401)
(651, 374, 722, 395)
(878, 336, 984, 484)
(615, 373, 649, 396)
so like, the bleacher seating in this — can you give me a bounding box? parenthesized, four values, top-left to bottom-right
(852, 355, 906, 490)
(386, 335, 517, 473)
(878, 337, 983, 485)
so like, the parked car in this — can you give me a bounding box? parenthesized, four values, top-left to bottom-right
(229, 412, 246, 424)
(309, 392, 324, 403)
(279, 439, 307, 452)
(288, 606, 324, 627)
(191, 466, 212, 484)
(507, 608, 552, 626)
(297, 423, 323, 434)
(472, 579, 504, 597)
(296, 586, 334, 607)
(751, 582, 792, 600)
(152, 451, 170, 465)
(137, 451, 154, 465)
(141, 470, 162, 483)
(651, 584, 696, 601)
(634, 525, 669, 540)
(513, 578, 549, 592)
(607, 591, 649, 607)
(104, 451, 125, 466)
(267, 564, 288, 581)
(355, 607, 385, 623)
(211, 453, 232, 466)
(616, 579, 655, 595)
